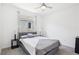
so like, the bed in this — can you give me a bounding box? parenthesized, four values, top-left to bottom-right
(18, 32, 60, 55)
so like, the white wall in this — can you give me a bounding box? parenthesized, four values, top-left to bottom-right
(35, 15, 44, 35)
(0, 3, 3, 54)
(1, 4, 18, 48)
(0, 4, 1, 54)
(43, 5, 79, 48)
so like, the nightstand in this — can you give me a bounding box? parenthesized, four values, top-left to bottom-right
(11, 39, 19, 49)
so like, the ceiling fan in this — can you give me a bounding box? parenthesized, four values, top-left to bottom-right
(36, 3, 52, 10)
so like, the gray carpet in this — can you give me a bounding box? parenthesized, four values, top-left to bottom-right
(1, 45, 78, 55)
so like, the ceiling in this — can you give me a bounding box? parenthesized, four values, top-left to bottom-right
(13, 3, 79, 15)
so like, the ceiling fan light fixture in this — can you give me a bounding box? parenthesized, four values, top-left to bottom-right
(35, 3, 52, 11)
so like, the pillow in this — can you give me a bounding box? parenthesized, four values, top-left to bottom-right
(20, 35, 28, 38)
(27, 33, 37, 37)
(27, 33, 33, 36)
(20, 33, 35, 38)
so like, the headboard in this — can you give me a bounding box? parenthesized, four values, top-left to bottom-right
(18, 32, 37, 39)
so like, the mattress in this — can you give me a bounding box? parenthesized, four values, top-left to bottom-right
(20, 36, 60, 55)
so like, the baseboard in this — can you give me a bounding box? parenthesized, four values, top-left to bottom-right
(62, 44, 75, 49)
(62, 44, 75, 52)
(2, 47, 11, 50)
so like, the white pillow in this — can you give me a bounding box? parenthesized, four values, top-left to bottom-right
(21, 34, 34, 38)
(21, 35, 28, 38)
(27, 33, 33, 36)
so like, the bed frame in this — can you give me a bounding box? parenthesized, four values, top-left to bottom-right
(17, 32, 59, 55)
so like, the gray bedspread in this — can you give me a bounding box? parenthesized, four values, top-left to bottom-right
(35, 39, 60, 55)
